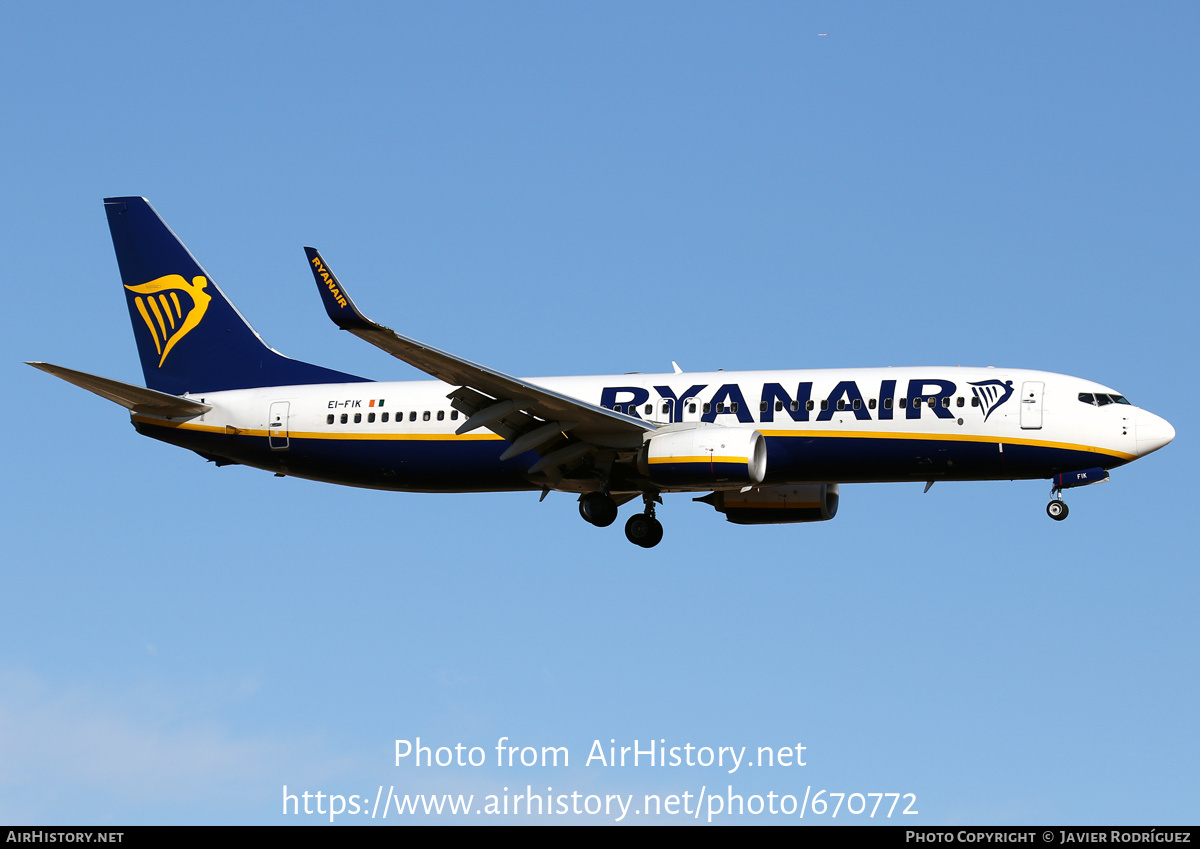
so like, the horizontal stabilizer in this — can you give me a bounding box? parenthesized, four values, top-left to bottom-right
(27, 362, 212, 417)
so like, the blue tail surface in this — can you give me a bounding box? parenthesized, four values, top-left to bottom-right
(105, 197, 370, 394)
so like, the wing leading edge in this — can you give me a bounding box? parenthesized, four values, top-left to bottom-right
(304, 248, 653, 480)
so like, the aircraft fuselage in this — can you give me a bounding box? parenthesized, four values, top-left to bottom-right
(131, 366, 1171, 494)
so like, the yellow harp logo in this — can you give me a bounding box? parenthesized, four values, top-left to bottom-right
(125, 275, 212, 367)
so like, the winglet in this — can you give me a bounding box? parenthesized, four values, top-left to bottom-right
(304, 247, 379, 332)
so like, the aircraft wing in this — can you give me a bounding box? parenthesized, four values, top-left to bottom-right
(304, 248, 653, 457)
(27, 362, 212, 417)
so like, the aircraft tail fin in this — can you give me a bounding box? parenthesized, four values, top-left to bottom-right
(104, 197, 369, 394)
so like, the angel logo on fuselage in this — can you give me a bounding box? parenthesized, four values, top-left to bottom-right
(969, 379, 1015, 422)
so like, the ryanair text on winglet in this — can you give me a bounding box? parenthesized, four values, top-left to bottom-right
(311, 256, 348, 308)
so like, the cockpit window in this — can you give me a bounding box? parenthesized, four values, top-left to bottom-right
(1080, 392, 1132, 407)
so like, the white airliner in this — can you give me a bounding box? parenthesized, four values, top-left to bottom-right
(29, 198, 1175, 547)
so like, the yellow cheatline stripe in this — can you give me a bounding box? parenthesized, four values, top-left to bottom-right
(130, 416, 503, 440)
(648, 456, 746, 465)
(729, 502, 822, 509)
(133, 298, 162, 355)
(758, 428, 1136, 461)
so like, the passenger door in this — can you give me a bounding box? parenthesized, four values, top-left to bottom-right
(269, 401, 290, 449)
(1020, 382, 1044, 430)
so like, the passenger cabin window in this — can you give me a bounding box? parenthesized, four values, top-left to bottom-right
(644, 404, 652, 415)
(703, 403, 711, 414)
(451, 410, 459, 420)
(868, 399, 877, 409)
(340, 413, 348, 424)
(883, 398, 892, 409)
(837, 399, 846, 411)
(853, 399, 861, 411)
(913, 398, 921, 408)
(382, 412, 389, 423)
(437, 410, 445, 421)
(423, 411, 431, 421)
(789, 400, 798, 412)
(368, 412, 375, 423)
(956, 397, 964, 407)
(326, 414, 334, 425)
(806, 400, 815, 411)
(941, 397, 950, 408)
(409, 411, 417, 421)
(688, 403, 697, 414)
(900, 398, 908, 408)
(354, 413, 362, 423)
(820, 400, 829, 411)
(971, 397, 980, 407)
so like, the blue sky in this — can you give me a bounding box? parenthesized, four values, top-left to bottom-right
(2, 2, 1196, 824)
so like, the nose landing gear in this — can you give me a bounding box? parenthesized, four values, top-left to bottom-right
(1045, 467, 1109, 521)
(1047, 481, 1070, 521)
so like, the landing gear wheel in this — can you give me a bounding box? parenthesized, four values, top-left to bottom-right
(1046, 499, 1069, 521)
(579, 492, 618, 527)
(625, 513, 664, 548)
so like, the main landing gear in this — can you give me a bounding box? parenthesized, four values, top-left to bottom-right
(578, 491, 618, 527)
(625, 494, 664, 548)
(578, 491, 664, 547)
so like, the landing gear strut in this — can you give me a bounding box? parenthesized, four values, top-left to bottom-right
(625, 493, 664, 548)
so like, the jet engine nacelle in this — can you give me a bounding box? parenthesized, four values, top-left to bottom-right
(638, 426, 767, 488)
(697, 484, 840, 525)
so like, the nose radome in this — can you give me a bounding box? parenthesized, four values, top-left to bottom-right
(1136, 410, 1176, 457)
